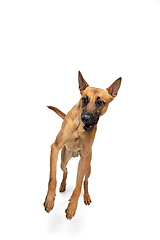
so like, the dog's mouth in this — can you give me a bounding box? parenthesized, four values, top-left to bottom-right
(81, 112, 100, 131)
(83, 119, 99, 131)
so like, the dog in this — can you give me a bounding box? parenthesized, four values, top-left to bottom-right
(44, 71, 122, 220)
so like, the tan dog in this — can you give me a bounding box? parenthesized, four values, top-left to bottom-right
(44, 71, 122, 220)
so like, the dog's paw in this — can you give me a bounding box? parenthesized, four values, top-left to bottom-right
(65, 200, 78, 220)
(59, 183, 66, 192)
(44, 192, 55, 213)
(84, 193, 92, 205)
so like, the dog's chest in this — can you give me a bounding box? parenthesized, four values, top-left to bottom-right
(65, 123, 84, 151)
(65, 137, 81, 152)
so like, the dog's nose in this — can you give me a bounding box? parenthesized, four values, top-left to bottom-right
(81, 114, 91, 123)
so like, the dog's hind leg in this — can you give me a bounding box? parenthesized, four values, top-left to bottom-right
(59, 146, 72, 192)
(84, 151, 92, 205)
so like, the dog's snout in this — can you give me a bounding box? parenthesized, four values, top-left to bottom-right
(81, 114, 91, 123)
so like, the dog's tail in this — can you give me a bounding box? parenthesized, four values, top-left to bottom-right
(47, 106, 66, 120)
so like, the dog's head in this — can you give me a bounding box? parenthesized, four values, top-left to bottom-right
(78, 71, 122, 131)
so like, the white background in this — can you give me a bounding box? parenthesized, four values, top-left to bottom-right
(0, 0, 160, 239)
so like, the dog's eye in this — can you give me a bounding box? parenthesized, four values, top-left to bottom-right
(82, 96, 89, 106)
(97, 100, 105, 107)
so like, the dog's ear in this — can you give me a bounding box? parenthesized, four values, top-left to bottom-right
(106, 77, 122, 98)
(78, 71, 89, 95)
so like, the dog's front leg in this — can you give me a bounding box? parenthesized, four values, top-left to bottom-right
(44, 142, 59, 212)
(44, 125, 71, 213)
(65, 150, 91, 220)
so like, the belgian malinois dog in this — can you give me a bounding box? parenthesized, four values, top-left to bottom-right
(44, 71, 122, 219)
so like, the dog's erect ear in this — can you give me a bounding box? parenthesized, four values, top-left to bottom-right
(107, 77, 122, 98)
(78, 71, 89, 95)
